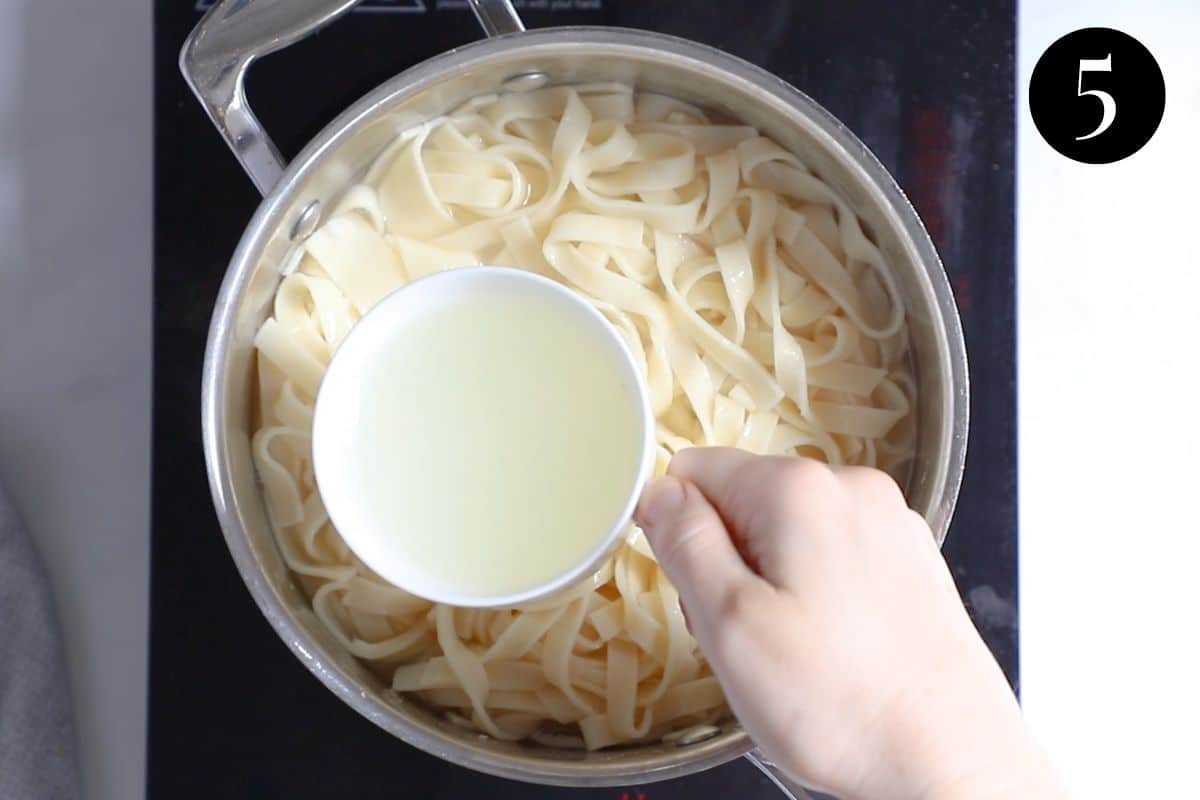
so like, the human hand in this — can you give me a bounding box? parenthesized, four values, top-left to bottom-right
(636, 448, 1063, 800)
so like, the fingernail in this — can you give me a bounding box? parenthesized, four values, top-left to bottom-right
(636, 476, 687, 529)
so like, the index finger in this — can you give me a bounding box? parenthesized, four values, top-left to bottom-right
(667, 448, 831, 585)
(666, 447, 796, 534)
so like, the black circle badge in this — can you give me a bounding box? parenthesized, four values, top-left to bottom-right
(1029, 27, 1165, 164)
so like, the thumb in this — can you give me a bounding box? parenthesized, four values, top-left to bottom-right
(636, 476, 754, 632)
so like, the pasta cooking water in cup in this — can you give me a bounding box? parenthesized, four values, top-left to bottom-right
(251, 83, 916, 750)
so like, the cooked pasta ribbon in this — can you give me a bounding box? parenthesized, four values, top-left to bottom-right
(251, 85, 916, 749)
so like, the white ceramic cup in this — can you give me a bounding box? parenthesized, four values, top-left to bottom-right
(311, 266, 655, 608)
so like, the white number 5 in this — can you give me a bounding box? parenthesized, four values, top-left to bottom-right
(1076, 54, 1116, 140)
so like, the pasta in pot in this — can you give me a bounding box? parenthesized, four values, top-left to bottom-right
(250, 83, 916, 750)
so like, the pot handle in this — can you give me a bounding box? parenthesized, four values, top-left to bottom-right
(746, 749, 830, 800)
(179, 0, 525, 195)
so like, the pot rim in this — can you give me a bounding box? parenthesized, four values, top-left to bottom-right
(202, 25, 969, 787)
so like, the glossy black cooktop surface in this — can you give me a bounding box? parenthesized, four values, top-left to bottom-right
(150, 1, 1016, 796)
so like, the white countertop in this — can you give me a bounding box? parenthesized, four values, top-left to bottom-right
(0, 1, 1196, 798)
(1018, 2, 1200, 796)
(0, 2, 152, 799)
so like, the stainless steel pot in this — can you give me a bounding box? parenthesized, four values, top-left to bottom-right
(184, 1, 970, 797)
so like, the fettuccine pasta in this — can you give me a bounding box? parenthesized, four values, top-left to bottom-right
(251, 83, 916, 749)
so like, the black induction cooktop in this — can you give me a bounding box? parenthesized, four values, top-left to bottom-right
(150, 1, 1016, 796)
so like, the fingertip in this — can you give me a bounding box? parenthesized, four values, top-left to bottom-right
(664, 447, 697, 477)
(635, 475, 687, 536)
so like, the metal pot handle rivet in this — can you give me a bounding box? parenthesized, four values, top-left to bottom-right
(289, 200, 323, 242)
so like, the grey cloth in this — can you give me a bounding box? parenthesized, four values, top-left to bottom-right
(0, 489, 80, 800)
